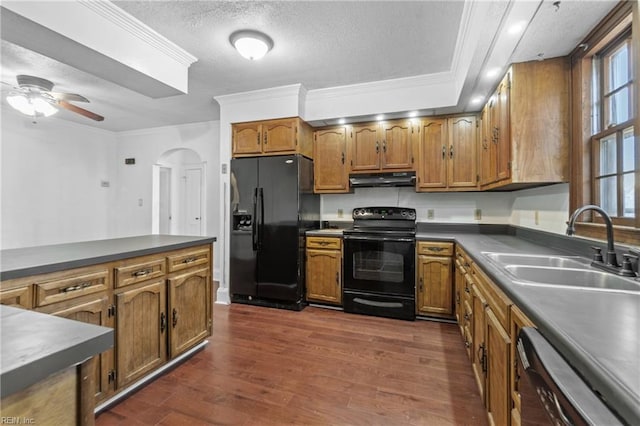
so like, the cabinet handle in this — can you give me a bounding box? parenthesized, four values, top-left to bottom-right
(428, 246, 445, 252)
(257, 133, 260, 145)
(442, 145, 446, 159)
(464, 286, 470, 294)
(464, 313, 470, 321)
(419, 277, 423, 292)
(465, 340, 470, 348)
(478, 343, 486, 372)
(160, 312, 166, 333)
(341, 152, 345, 164)
(172, 308, 178, 327)
(182, 257, 197, 264)
(60, 281, 92, 293)
(449, 145, 454, 159)
(336, 272, 339, 285)
(383, 141, 387, 153)
(132, 268, 152, 277)
(376, 141, 379, 153)
(264, 132, 268, 144)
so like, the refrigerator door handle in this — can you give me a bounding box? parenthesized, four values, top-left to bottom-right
(259, 187, 265, 250)
(252, 187, 258, 251)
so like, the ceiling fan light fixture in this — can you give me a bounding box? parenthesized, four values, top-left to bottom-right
(230, 30, 273, 60)
(6, 93, 58, 117)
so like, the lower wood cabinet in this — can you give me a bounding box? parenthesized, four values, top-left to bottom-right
(115, 278, 167, 389)
(0, 243, 214, 408)
(416, 241, 454, 318)
(306, 236, 342, 305)
(486, 308, 511, 426)
(510, 305, 535, 426)
(168, 266, 212, 358)
(36, 294, 114, 403)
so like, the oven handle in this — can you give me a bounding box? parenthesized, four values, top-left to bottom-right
(343, 235, 414, 243)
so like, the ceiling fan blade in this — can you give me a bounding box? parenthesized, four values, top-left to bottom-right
(50, 92, 89, 103)
(57, 100, 104, 121)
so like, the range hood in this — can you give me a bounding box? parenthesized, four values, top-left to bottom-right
(349, 171, 416, 188)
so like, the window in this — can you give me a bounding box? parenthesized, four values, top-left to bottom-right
(570, 1, 638, 244)
(592, 27, 635, 225)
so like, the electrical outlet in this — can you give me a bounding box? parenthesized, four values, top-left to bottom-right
(337, 209, 343, 218)
(427, 209, 434, 220)
(535, 210, 540, 225)
(474, 208, 482, 220)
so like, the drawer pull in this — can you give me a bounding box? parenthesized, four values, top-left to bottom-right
(465, 340, 470, 348)
(427, 246, 445, 252)
(132, 268, 152, 277)
(318, 241, 330, 246)
(59, 281, 92, 293)
(182, 257, 197, 264)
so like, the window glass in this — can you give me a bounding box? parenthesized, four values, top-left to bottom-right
(599, 134, 617, 175)
(607, 42, 629, 91)
(605, 87, 630, 126)
(623, 173, 636, 218)
(622, 127, 635, 172)
(598, 176, 617, 215)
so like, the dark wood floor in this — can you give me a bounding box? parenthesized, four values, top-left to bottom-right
(96, 304, 488, 425)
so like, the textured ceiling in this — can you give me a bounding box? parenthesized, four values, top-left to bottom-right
(0, 0, 619, 132)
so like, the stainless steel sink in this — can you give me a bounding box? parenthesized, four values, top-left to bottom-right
(503, 265, 640, 292)
(484, 253, 590, 269)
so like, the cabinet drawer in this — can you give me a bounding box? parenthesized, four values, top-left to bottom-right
(0, 285, 32, 309)
(34, 268, 109, 307)
(455, 246, 473, 269)
(167, 247, 210, 273)
(115, 258, 165, 288)
(306, 236, 341, 250)
(417, 241, 453, 256)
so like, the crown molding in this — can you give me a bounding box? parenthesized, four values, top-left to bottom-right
(214, 84, 304, 107)
(79, 1, 197, 67)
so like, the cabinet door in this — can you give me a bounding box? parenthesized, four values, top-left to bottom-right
(417, 118, 447, 189)
(471, 283, 487, 403)
(480, 103, 497, 186)
(351, 123, 380, 171)
(486, 308, 511, 426)
(448, 116, 478, 189)
(38, 295, 114, 403)
(262, 118, 297, 154)
(417, 255, 453, 316)
(306, 248, 342, 304)
(116, 279, 167, 388)
(313, 127, 349, 193)
(168, 267, 212, 358)
(380, 120, 413, 170)
(510, 306, 534, 424)
(232, 122, 263, 156)
(454, 259, 465, 330)
(496, 73, 511, 181)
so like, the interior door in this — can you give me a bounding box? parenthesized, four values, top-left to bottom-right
(159, 167, 171, 234)
(185, 167, 202, 235)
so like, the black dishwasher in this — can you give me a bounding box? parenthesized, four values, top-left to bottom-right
(516, 327, 624, 426)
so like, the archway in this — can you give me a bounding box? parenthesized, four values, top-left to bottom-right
(152, 148, 206, 236)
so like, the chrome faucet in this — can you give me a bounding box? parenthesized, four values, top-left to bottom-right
(566, 204, 619, 267)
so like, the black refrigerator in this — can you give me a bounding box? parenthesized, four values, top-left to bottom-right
(230, 154, 319, 310)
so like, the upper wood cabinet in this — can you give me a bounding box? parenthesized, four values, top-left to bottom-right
(480, 57, 570, 189)
(313, 126, 350, 193)
(417, 116, 478, 192)
(232, 117, 313, 158)
(350, 119, 415, 173)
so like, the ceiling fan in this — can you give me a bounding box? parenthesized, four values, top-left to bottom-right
(3, 75, 104, 121)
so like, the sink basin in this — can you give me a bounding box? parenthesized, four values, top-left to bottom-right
(484, 252, 591, 269)
(503, 265, 640, 292)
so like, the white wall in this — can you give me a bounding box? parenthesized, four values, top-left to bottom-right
(115, 121, 221, 280)
(510, 183, 570, 234)
(1, 107, 117, 249)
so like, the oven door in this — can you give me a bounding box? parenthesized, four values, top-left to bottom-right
(343, 235, 415, 296)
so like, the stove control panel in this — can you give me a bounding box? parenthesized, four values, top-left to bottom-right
(352, 207, 416, 221)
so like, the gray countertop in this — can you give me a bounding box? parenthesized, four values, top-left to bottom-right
(415, 230, 640, 424)
(0, 305, 114, 398)
(0, 234, 216, 281)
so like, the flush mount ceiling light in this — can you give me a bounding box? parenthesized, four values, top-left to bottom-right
(229, 30, 274, 60)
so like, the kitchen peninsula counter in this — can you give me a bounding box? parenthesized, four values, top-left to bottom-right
(0, 235, 216, 281)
